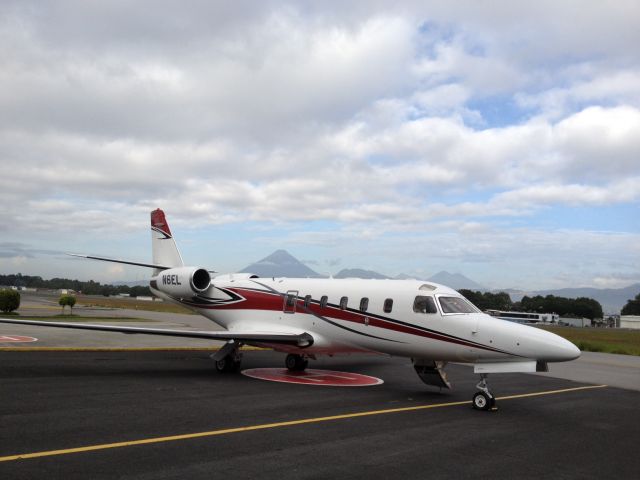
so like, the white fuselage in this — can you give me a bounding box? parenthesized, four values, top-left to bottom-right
(151, 276, 580, 365)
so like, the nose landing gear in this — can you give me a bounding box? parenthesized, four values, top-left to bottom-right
(472, 374, 497, 411)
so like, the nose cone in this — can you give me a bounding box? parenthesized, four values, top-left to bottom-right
(537, 329, 581, 362)
(567, 341, 581, 360)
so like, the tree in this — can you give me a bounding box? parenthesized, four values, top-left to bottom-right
(458, 290, 513, 311)
(621, 293, 640, 315)
(515, 294, 603, 320)
(58, 295, 77, 314)
(0, 289, 20, 313)
(574, 297, 603, 320)
(0, 273, 153, 297)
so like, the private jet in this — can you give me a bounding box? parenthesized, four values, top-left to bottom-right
(0, 209, 580, 410)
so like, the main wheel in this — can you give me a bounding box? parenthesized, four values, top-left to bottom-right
(216, 355, 241, 373)
(285, 354, 308, 372)
(472, 392, 494, 411)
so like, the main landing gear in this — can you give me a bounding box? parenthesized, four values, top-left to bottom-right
(285, 354, 308, 372)
(212, 340, 242, 373)
(472, 374, 497, 411)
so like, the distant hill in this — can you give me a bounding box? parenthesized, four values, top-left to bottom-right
(427, 271, 486, 291)
(500, 284, 640, 314)
(535, 284, 639, 314)
(334, 268, 391, 279)
(240, 250, 321, 278)
(325, 268, 487, 288)
(394, 273, 418, 280)
(237, 251, 637, 312)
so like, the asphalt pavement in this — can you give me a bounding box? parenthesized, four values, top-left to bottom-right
(1, 350, 638, 480)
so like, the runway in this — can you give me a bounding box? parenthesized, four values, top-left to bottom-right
(1, 350, 638, 479)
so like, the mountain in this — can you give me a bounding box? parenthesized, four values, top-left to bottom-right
(333, 269, 487, 288)
(497, 284, 640, 314)
(394, 273, 417, 280)
(240, 250, 321, 278)
(427, 271, 487, 291)
(334, 268, 391, 279)
(533, 284, 639, 315)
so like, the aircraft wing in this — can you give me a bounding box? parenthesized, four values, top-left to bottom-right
(0, 318, 314, 348)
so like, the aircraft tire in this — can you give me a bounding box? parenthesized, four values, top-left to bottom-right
(472, 392, 494, 411)
(285, 354, 308, 372)
(216, 356, 241, 373)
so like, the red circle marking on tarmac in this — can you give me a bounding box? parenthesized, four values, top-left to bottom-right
(241, 368, 383, 387)
(0, 335, 38, 343)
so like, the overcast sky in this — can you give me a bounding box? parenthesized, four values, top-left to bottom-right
(1, 1, 639, 290)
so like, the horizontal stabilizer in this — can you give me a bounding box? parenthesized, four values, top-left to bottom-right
(0, 318, 314, 348)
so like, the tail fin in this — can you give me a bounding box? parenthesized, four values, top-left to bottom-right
(151, 209, 184, 275)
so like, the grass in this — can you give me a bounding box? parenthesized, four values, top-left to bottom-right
(539, 326, 640, 356)
(76, 295, 195, 315)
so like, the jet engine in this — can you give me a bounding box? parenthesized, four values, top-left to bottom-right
(151, 267, 211, 297)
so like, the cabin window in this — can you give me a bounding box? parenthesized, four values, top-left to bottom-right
(438, 296, 478, 314)
(304, 295, 312, 308)
(383, 298, 393, 313)
(286, 293, 296, 307)
(340, 296, 348, 310)
(320, 295, 328, 308)
(413, 296, 437, 314)
(283, 290, 298, 314)
(359, 297, 369, 312)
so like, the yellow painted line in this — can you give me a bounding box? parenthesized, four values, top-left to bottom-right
(0, 346, 264, 352)
(0, 384, 607, 463)
(496, 384, 607, 400)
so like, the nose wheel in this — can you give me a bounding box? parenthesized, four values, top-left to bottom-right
(473, 374, 497, 411)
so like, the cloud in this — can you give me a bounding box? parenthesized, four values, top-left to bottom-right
(0, 242, 64, 258)
(591, 275, 640, 289)
(0, 6, 416, 143)
(1, 1, 639, 288)
(516, 70, 640, 119)
(1, 105, 638, 233)
(492, 180, 640, 209)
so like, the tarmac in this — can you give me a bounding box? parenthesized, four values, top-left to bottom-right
(1, 295, 639, 479)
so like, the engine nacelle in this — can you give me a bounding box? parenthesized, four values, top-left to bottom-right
(151, 267, 211, 297)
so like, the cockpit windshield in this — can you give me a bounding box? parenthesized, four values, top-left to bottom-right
(438, 296, 478, 314)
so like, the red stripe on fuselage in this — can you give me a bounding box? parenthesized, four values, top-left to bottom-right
(183, 287, 504, 354)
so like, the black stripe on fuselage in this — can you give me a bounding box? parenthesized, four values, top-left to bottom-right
(247, 281, 405, 343)
(243, 282, 512, 354)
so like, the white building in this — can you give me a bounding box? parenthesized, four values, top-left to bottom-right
(559, 317, 592, 328)
(620, 315, 640, 329)
(486, 310, 559, 324)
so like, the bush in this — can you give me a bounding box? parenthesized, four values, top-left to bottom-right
(576, 341, 604, 353)
(58, 294, 77, 314)
(0, 289, 21, 313)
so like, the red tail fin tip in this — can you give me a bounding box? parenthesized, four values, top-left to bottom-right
(151, 208, 172, 237)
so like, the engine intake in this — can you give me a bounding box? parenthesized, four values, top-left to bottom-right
(152, 267, 211, 297)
